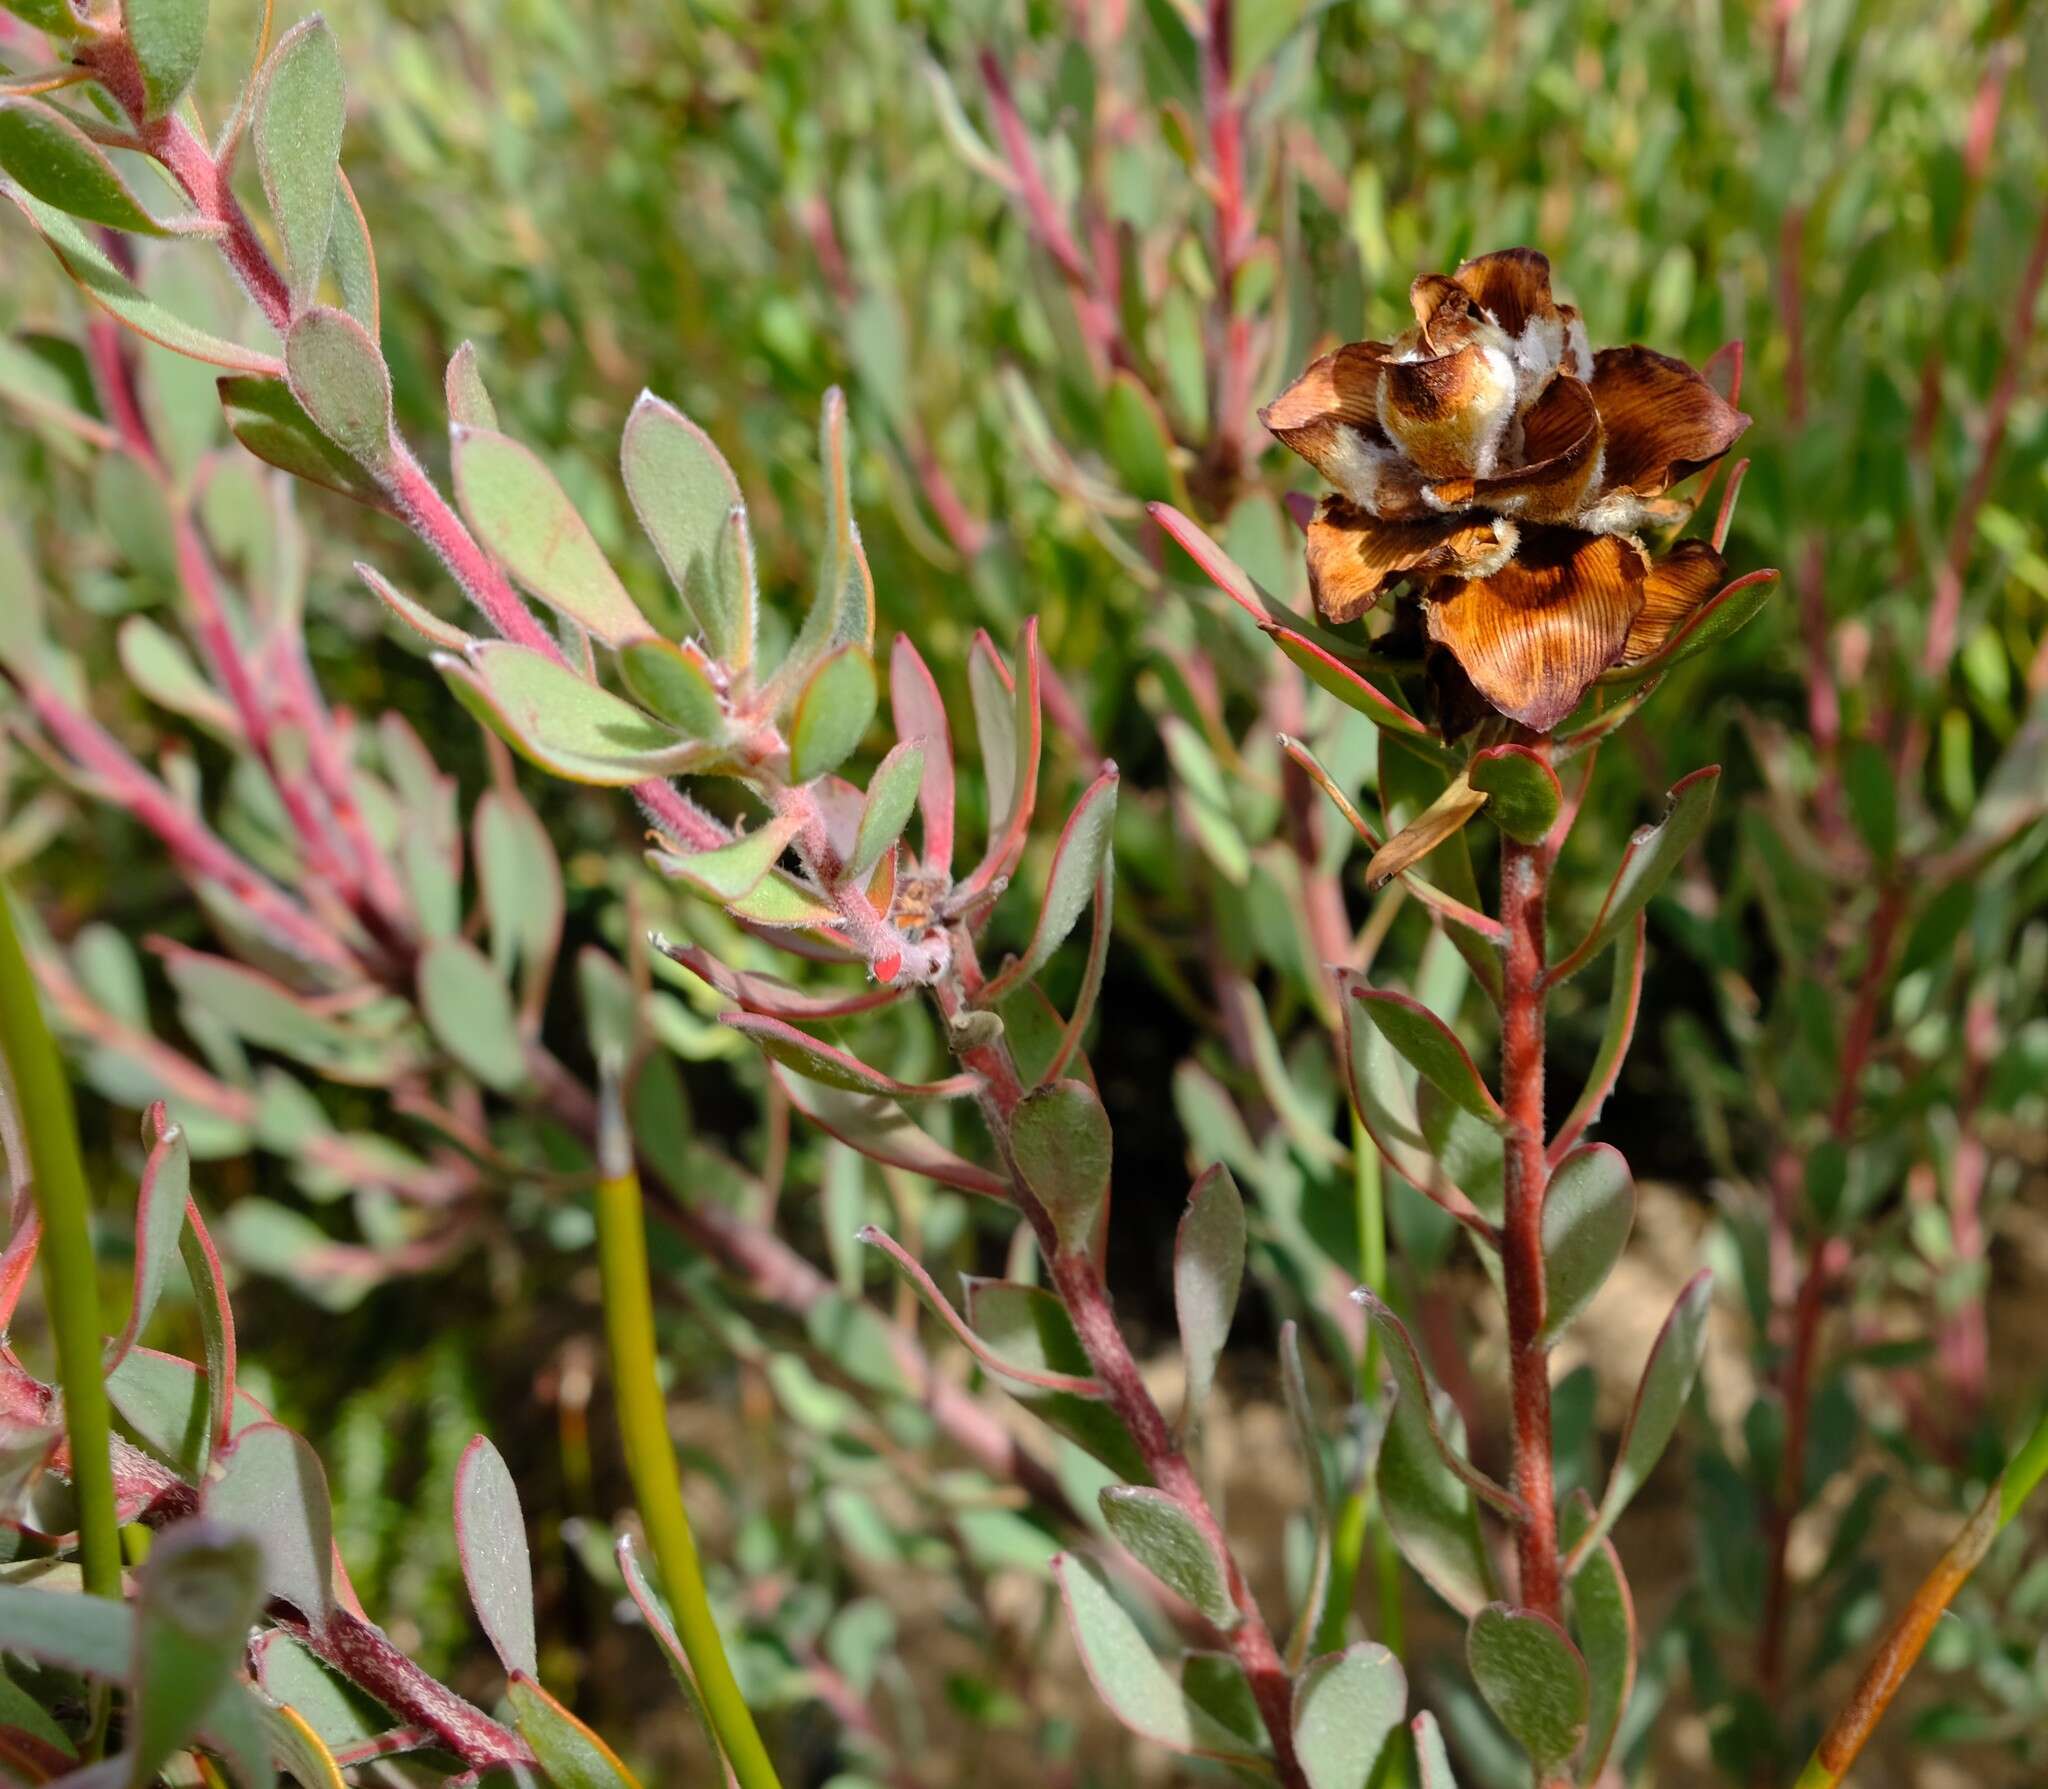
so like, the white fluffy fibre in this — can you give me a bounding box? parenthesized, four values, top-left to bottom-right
(1324, 430, 1409, 513)
(1576, 485, 1661, 536)
(1511, 314, 1566, 407)
(1465, 518, 1520, 579)
(1566, 314, 1594, 382)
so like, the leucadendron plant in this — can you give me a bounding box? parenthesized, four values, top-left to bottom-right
(0, 2, 2044, 1787)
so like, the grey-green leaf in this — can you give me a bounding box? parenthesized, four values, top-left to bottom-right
(205, 1422, 334, 1620)
(1349, 985, 1503, 1125)
(1411, 1710, 1461, 1789)
(252, 16, 346, 312)
(284, 306, 394, 471)
(849, 739, 926, 883)
(130, 1522, 266, 1784)
(1098, 1486, 1238, 1629)
(445, 340, 496, 430)
(983, 766, 1118, 1002)
(451, 426, 652, 647)
(621, 391, 751, 666)
(1469, 743, 1563, 845)
(1009, 1079, 1112, 1253)
(455, 1435, 537, 1678)
(439, 644, 699, 786)
(1538, 1144, 1635, 1345)
(123, 0, 209, 119)
(1561, 1495, 1635, 1784)
(218, 374, 389, 506)
(1466, 1603, 1589, 1775)
(1292, 1643, 1408, 1789)
(0, 96, 170, 234)
(1553, 767, 1719, 981)
(1052, 1553, 1264, 1762)
(417, 936, 527, 1093)
(1583, 1270, 1713, 1555)
(787, 644, 877, 783)
(1175, 1164, 1244, 1420)
(618, 636, 724, 737)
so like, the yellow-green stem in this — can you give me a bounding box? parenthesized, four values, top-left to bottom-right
(1792, 1402, 2048, 1788)
(595, 1165, 783, 1789)
(0, 890, 120, 1602)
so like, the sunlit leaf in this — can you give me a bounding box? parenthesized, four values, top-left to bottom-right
(251, 16, 346, 310)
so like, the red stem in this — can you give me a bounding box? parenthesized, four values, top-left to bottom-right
(936, 936, 1308, 1789)
(1498, 834, 1560, 1626)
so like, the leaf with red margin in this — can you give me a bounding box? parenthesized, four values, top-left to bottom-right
(1548, 913, 1645, 1165)
(1548, 767, 1720, 983)
(978, 765, 1118, 1005)
(656, 939, 906, 1022)
(1264, 623, 1435, 743)
(1562, 1489, 1636, 1785)
(723, 1013, 978, 1099)
(889, 635, 956, 871)
(1348, 986, 1505, 1126)
(771, 1067, 1008, 1200)
(956, 620, 1042, 905)
(454, 1436, 537, 1679)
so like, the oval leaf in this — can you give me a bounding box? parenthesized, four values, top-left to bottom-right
(1349, 985, 1503, 1125)
(284, 306, 394, 470)
(1552, 767, 1718, 981)
(620, 391, 751, 665)
(218, 374, 389, 506)
(1581, 1270, 1713, 1557)
(618, 636, 723, 737)
(1412, 1710, 1461, 1789)
(124, 0, 209, 119)
(787, 644, 877, 784)
(440, 644, 698, 786)
(1051, 1553, 1262, 1762)
(849, 739, 926, 883)
(966, 1281, 1147, 1482)
(205, 1422, 334, 1620)
(1098, 1486, 1238, 1629)
(1009, 1078, 1111, 1253)
(888, 635, 955, 871)
(252, 16, 345, 311)
(1469, 744, 1563, 844)
(417, 936, 527, 1094)
(1466, 1603, 1589, 1775)
(1538, 1144, 1635, 1345)
(130, 1523, 265, 1784)
(0, 97, 170, 234)
(1174, 1164, 1244, 1420)
(725, 1011, 974, 1100)
(652, 811, 802, 904)
(507, 1673, 641, 1789)
(452, 425, 652, 646)
(455, 1436, 538, 1679)
(1562, 1493, 1636, 1784)
(1293, 1642, 1408, 1789)
(980, 766, 1119, 1004)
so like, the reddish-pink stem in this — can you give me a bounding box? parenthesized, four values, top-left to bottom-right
(1498, 833, 1560, 1627)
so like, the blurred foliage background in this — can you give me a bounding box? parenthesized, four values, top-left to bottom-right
(2, 0, 2045, 1782)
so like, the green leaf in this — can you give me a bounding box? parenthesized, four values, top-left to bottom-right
(620, 391, 752, 666)
(1553, 768, 1719, 981)
(508, 1673, 642, 1788)
(1098, 1487, 1237, 1629)
(324, 171, 376, 332)
(417, 937, 527, 1094)
(1009, 1079, 1111, 1253)
(123, 0, 209, 119)
(358, 562, 469, 649)
(107, 1345, 264, 1478)
(452, 426, 653, 646)
(444, 340, 496, 429)
(161, 947, 418, 1081)
(476, 786, 563, 991)
(455, 1435, 537, 1678)
(849, 739, 926, 882)
(1469, 744, 1563, 844)
(1600, 568, 1778, 685)
(651, 811, 802, 904)
(253, 1634, 389, 1753)
(1370, 1310, 1495, 1614)
(1101, 370, 1186, 505)
(0, 97, 170, 234)
(1292, 1643, 1408, 1789)
(263, 1702, 346, 1789)
(1561, 1495, 1635, 1784)
(1417, 1084, 1505, 1225)
(1538, 1144, 1635, 1345)
(618, 636, 724, 737)
(1265, 624, 1435, 746)
(1355, 1292, 1517, 1523)
(770, 387, 874, 704)
(1582, 1270, 1713, 1557)
(110, 1111, 190, 1365)
(283, 307, 393, 470)
(966, 1280, 1147, 1482)
(117, 614, 235, 738)
(251, 15, 345, 311)
(1842, 738, 1897, 866)
(726, 1011, 972, 1100)
(969, 632, 1020, 830)
(217, 374, 389, 506)
(6, 191, 279, 371)
(775, 1072, 1008, 1201)
(982, 766, 1118, 1003)
(1280, 1321, 1332, 1640)
(788, 644, 877, 783)
(0, 1582, 130, 1678)
(1174, 1164, 1244, 1419)
(205, 1422, 334, 1621)
(1349, 986, 1502, 1124)
(130, 1522, 266, 1785)
(0, 0, 90, 40)
(1051, 1553, 1263, 1761)
(440, 643, 700, 786)
(1553, 915, 1644, 1157)
(1466, 1603, 1588, 1776)
(1411, 1710, 1461, 1789)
